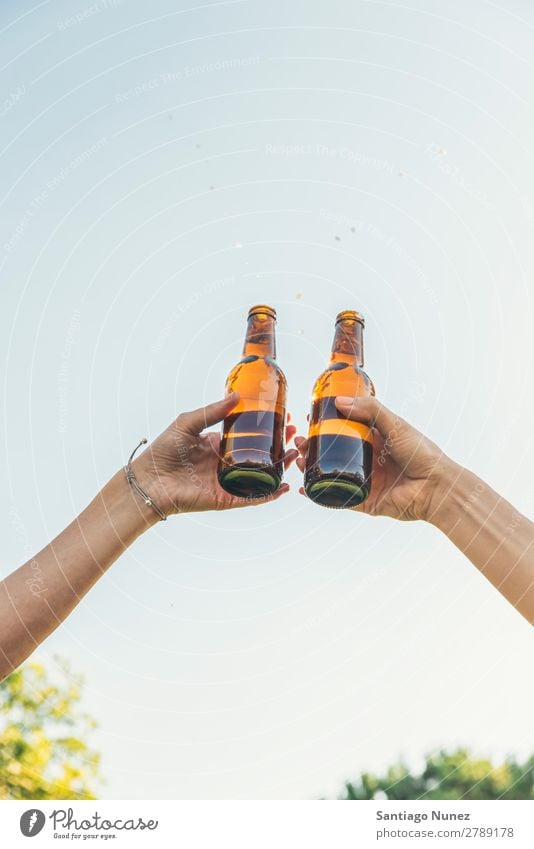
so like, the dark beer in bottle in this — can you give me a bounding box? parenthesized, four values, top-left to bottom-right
(304, 310, 373, 508)
(218, 305, 287, 498)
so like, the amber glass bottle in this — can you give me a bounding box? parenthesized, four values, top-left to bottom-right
(218, 305, 287, 498)
(304, 310, 374, 508)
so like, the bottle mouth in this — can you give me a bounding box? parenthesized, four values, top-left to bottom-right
(248, 304, 277, 320)
(336, 309, 365, 326)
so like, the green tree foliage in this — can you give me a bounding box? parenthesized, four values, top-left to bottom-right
(342, 749, 534, 800)
(0, 660, 100, 799)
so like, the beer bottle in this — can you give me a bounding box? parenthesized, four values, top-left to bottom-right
(304, 310, 374, 508)
(218, 305, 287, 498)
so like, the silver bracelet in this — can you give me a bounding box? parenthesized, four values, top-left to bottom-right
(124, 438, 167, 522)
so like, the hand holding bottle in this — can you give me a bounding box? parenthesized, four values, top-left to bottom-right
(296, 395, 454, 522)
(132, 393, 298, 515)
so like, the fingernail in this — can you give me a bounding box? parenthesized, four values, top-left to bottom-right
(336, 396, 358, 405)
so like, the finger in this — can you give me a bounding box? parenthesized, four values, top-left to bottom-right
(270, 482, 290, 502)
(180, 392, 239, 433)
(294, 436, 307, 455)
(285, 424, 297, 443)
(296, 455, 306, 473)
(283, 448, 299, 470)
(298, 486, 305, 496)
(335, 396, 407, 440)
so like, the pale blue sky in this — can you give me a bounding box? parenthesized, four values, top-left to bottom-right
(1, 0, 534, 799)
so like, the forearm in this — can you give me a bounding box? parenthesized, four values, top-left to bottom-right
(430, 462, 534, 624)
(0, 468, 158, 680)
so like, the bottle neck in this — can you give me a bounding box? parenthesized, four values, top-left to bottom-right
(243, 312, 277, 359)
(329, 319, 364, 367)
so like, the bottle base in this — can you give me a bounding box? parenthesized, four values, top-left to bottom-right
(218, 467, 281, 499)
(305, 477, 369, 509)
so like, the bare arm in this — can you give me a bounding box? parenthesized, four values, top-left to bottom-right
(0, 470, 156, 678)
(430, 463, 534, 622)
(0, 394, 297, 681)
(296, 396, 534, 625)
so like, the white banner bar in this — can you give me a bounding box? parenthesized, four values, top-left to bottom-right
(1, 800, 532, 848)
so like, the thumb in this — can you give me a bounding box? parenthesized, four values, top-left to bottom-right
(335, 395, 396, 431)
(180, 392, 239, 433)
(335, 395, 431, 471)
(335, 395, 410, 442)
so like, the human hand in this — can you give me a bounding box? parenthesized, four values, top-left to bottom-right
(295, 396, 456, 522)
(132, 393, 298, 516)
